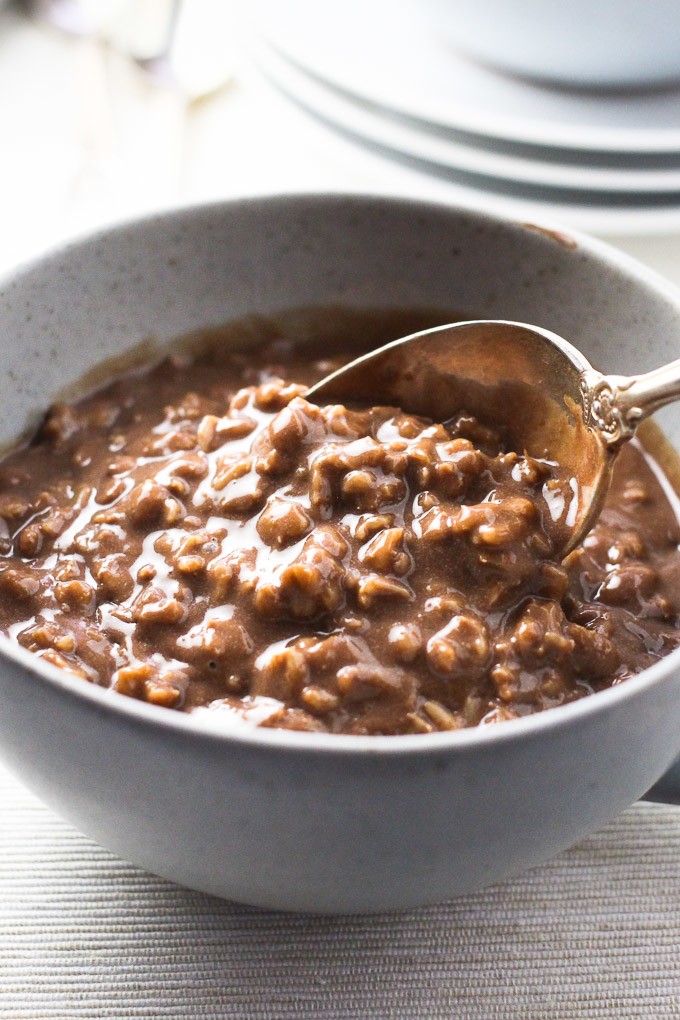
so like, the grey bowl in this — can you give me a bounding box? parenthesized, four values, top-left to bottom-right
(0, 194, 679, 913)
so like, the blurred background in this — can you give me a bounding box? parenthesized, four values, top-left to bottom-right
(2, 0, 680, 282)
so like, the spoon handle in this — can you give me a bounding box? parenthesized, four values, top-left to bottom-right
(582, 358, 680, 447)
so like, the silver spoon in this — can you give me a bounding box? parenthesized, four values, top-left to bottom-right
(307, 320, 680, 555)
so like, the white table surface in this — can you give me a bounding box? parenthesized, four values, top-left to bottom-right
(0, 6, 679, 1017)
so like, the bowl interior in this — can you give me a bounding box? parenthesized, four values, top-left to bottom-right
(2, 197, 680, 456)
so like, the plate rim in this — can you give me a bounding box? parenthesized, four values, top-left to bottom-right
(257, 41, 680, 196)
(253, 0, 680, 156)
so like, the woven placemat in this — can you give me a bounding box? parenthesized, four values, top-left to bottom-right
(1, 765, 679, 1020)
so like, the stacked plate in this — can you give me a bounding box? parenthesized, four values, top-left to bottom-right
(252, 0, 680, 235)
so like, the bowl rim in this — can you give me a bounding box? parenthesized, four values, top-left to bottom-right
(1, 190, 680, 758)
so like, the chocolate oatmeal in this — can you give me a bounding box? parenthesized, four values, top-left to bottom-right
(1, 312, 679, 735)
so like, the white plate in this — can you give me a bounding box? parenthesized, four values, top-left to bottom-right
(251, 56, 680, 237)
(252, 0, 680, 156)
(257, 42, 680, 196)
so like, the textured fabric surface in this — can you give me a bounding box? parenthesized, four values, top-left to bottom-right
(1, 765, 679, 1019)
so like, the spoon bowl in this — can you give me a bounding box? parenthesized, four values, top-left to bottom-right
(309, 319, 680, 555)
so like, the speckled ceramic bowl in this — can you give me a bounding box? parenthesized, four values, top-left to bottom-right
(0, 195, 678, 913)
